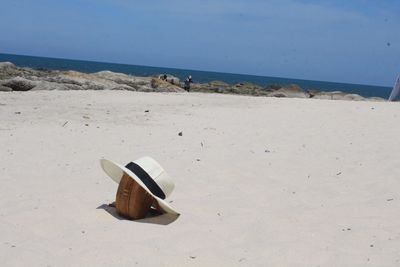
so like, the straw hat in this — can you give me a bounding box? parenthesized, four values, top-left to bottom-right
(100, 157, 179, 215)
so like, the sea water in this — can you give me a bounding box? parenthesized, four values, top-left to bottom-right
(0, 53, 392, 98)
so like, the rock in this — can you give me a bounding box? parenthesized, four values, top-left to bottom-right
(313, 91, 365, 101)
(1, 77, 36, 91)
(190, 80, 270, 96)
(306, 89, 320, 98)
(151, 78, 185, 92)
(30, 80, 78, 90)
(190, 81, 225, 93)
(265, 84, 282, 90)
(60, 71, 115, 90)
(209, 80, 230, 87)
(268, 84, 308, 98)
(234, 82, 263, 91)
(45, 72, 84, 86)
(267, 91, 287, 98)
(0, 62, 23, 80)
(45, 71, 136, 91)
(93, 71, 153, 90)
(341, 94, 365, 101)
(0, 62, 383, 101)
(189, 80, 229, 93)
(0, 62, 56, 80)
(313, 91, 338, 100)
(0, 62, 15, 69)
(230, 82, 268, 96)
(0, 85, 12, 92)
(368, 97, 386, 102)
(158, 74, 180, 85)
(167, 77, 180, 85)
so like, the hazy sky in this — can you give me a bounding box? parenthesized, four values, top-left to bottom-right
(0, 0, 399, 86)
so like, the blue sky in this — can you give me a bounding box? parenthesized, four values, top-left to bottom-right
(0, 0, 399, 86)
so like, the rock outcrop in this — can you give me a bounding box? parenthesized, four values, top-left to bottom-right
(93, 71, 153, 90)
(0, 62, 15, 69)
(2, 77, 37, 91)
(0, 62, 386, 101)
(0, 85, 12, 91)
(0, 64, 155, 92)
(190, 81, 230, 93)
(157, 74, 180, 85)
(150, 78, 186, 92)
(267, 84, 309, 98)
(313, 91, 365, 101)
(190, 81, 269, 96)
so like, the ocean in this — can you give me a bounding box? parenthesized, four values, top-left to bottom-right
(0, 53, 392, 98)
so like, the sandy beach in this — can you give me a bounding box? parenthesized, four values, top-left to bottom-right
(1, 90, 400, 266)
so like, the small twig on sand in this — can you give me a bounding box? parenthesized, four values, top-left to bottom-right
(62, 121, 69, 127)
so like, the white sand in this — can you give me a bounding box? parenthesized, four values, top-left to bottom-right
(0, 90, 399, 266)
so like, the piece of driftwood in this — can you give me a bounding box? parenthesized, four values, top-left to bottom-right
(115, 173, 154, 220)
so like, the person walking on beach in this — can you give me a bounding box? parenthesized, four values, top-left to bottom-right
(184, 75, 193, 92)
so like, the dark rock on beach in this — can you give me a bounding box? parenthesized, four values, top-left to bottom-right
(0, 85, 12, 92)
(2, 77, 36, 91)
(0, 61, 385, 101)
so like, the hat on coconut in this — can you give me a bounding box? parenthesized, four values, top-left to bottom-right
(100, 157, 178, 215)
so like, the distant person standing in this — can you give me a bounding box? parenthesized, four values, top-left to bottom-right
(184, 75, 193, 91)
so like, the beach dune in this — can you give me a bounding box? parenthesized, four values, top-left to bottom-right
(0, 90, 399, 266)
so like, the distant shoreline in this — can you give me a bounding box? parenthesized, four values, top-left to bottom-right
(0, 53, 392, 98)
(0, 61, 387, 102)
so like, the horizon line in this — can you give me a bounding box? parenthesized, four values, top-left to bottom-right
(0, 52, 392, 89)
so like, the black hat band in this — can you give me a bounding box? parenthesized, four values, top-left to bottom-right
(124, 162, 166, 200)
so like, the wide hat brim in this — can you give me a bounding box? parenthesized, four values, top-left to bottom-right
(100, 159, 179, 215)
